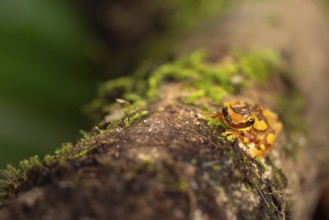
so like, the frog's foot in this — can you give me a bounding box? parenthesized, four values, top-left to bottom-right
(221, 130, 237, 141)
(203, 111, 222, 121)
(238, 142, 263, 158)
(248, 148, 264, 158)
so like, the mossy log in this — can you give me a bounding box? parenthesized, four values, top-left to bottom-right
(1, 0, 329, 219)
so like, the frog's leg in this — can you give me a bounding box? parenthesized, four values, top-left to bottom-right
(203, 111, 223, 124)
(256, 122, 282, 157)
(248, 148, 264, 158)
(221, 130, 238, 141)
(240, 130, 257, 144)
(212, 111, 223, 121)
(239, 131, 262, 158)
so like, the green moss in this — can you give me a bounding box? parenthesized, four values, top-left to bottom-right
(19, 155, 42, 172)
(0, 165, 20, 181)
(147, 51, 230, 103)
(0, 165, 20, 189)
(206, 86, 228, 103)
(182, 90, 205, 104)
(176, 180, 189, 192)
(43, 154, 56, 166)
(123, 100, 147, 116)
(0, 139, 99, 201)
(84, 76, 146, 123)
(146, 59, 201, 99)
(124, 110, 149, 127)
(88, 49, 281, 126)
(43, 142, 91, 167)
(200, 105, 211, 112)
(147, 49, 281, 105)
(212, 165, 221, 171)
(190, 158, 197, 165)
(254, 157, 267, 171)
(72, 148, 94, 159)
(54, 142, 74, 157)
(99, 77, 135, 96)
(234, 49, 281, 83)
(79, 129, 90, 140)
(203, 116, 227, 128)
(143, 161, 156, 173)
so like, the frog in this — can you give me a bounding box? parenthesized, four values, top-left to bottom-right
(216, 101, 282, 158)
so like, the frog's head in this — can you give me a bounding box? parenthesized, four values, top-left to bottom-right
(222, 101, 255, 130)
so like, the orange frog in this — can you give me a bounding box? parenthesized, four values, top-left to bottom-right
(217, 101, 282, 158)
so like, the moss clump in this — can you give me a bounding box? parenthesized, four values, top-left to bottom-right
(147, 51, 234, 102)
(72, 148, 94, 159)
(42, 142, 76, 166)
(0, 165, 20, 195)
(176, 180, 189, 193)
(55, 142, 74, 157)
(0, 140, 97, 202)
(147, 50, 281, 105)
(53, 142, 95, 161)
(84, 77, 147, 123)
(182, 90, 205, 104)
(254, 157, 267, 171)
(19, 155, 42, 172)
(124, 110, 149, 127)
(43, 143, 95, 163)
(212, 165, 221, 171)
(0, 156, 42, 201)
(234, 49, 281, 83)
(202, 116, 227, 128)
(87, 49, 281, 124)
(43, 154, 56, 167)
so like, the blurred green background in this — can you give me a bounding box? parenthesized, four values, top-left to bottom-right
(0, 0, 96, 169)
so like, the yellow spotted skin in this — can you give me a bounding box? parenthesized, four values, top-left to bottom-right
(218, 101, 282, 158)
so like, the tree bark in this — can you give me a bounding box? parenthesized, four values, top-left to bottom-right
(1, 0, 329, 219)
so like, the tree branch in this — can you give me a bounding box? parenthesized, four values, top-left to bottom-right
(1, 0, 329, 219)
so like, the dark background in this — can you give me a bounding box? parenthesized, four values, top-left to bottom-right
(0, 0, 97, 168)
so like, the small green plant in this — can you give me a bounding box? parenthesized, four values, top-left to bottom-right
(235, 49, 281, 83)
(147, 49, 280, 104)
(55, 143, 74, 157)
(72, 148, 94, 159)
(0, 165, 20, 190)
(19, 156, 42, 172)
(124, 110, 149, 127)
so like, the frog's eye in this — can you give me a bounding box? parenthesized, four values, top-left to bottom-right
(222, 107, 228, 117)
(246, 118, 255, 127)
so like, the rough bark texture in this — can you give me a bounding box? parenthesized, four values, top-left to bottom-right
(1, 0, 329, 219)
(0, 81, 291, 220)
